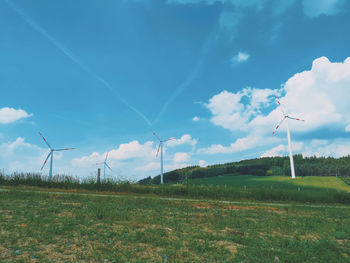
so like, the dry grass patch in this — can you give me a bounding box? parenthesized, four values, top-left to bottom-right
(214, 240, 240, 257)
(191, 202, 213, 209)
(56, 211, 74, 218)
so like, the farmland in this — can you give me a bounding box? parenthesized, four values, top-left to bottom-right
(1, 189, 350, 262)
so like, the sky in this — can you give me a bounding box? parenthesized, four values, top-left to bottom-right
(1, 0, 350, 180)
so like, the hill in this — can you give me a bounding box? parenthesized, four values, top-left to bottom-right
(139, 155, 350, 185)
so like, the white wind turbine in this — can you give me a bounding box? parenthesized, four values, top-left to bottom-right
(96, 151, 112, 180)
(151, 129, 175, 184)
(39, 132, 75, 179)
(272, 96, 305, 179)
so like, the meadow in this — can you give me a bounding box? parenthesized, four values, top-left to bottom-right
(1, 173, 350, 204)
(0, 189, 349, 262)
(188, 175, 350, 192)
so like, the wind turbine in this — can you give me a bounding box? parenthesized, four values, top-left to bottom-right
(96, 151, 112, 180)
(151, 129, 175, 184)
(39, 132, 75, 179)
(272, 96, 305, 179)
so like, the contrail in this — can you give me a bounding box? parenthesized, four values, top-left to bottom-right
(152, 28, 218, 125)
(4, 0, 152, 127)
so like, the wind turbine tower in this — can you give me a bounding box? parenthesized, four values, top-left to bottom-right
(151, 129, 175, 184)
(96, 152, 112, 180)
(272, 96, 305, 179)
(39, 132, 75, 179)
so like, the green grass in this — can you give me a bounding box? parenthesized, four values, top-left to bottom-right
(2, 173, 350, 204)
(0, 189, 349, 262)
(189, 175, 350, 192)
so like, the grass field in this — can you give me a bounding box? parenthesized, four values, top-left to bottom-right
(188, 175, 350, 192)
(0, 189, 349, 262)
(2, 173, 350, 204)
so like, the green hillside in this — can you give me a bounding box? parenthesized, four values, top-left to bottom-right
(139, 155, 350, 185)
(188, 175, 350, 192)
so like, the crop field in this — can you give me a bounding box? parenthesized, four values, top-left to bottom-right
(189, 175, 350, 192)
(0, 189, 349, 262)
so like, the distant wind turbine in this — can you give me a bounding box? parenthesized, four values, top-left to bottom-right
(96, 152, 112, 180)
(39, 132, 75, 179)
(272, 96, 305, 179)
(151, 129, 175, 184)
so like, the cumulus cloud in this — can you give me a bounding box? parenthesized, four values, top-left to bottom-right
(192, 116, 200, 122)
(261, 144, 286, 157)
(201, 56, 350, 157)
(0, 137, 46, 157)
(303, 139, 350, 158)
(73, 135, 197, 176)
(135, 161, 159, 172)
(72, 140, 156, 167)
(0, 137, 49, 173)
(198, 134, 280, 154)
(302, 0, 347, 18)
(167, 134, 198, 147)
(231, 51, 250, 64)
(174, 152, 191, 163)
(0, 107, 33, 124)
(205, 87, 278, 131)
(206, 57, 350, 133)
(199, 160, 208, 167)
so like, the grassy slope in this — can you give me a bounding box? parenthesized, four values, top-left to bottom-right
(189, 175, 350, 192)
(0, 190, 349, 262)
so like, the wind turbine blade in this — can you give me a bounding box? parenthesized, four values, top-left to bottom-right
(156, 143, 161, 157)
(274, 95, 281, 105)
(41, 152, 52, 170)
(38, 132, 52, 149)
(105, 162, 112, 171)
(166, 137, 176, 141)
(96, 162, 104, 165)
(272, 117, 286, 135)
(274, 95, 285, 116)
(54, 148, 76, 151)
(287, 116, 305, 122)
(105, 151, 109, 162)
(150, 129, 161, 141)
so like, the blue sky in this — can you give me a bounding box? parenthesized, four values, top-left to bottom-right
(1, 0, 350, 180)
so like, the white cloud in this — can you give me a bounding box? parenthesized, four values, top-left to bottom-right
(198, 134, 280, 154)
(205, 87, 278, 131)
(302, 0, 347, 18)
(192, 116, 200, 122)
(202, 56, 350, 157)
(167, 134, 198, 147)
(174, 152, 191, 163)
(261, 144, 286, 157)
(199, 160, 208, 167)
(231, 51, 250, 64)
(0, 137, 42, 156)
(310, 139, 328, 147)
(72, 136, 196, 178)
(304, 140, 350, 158)
(346, 124, 350, 132)
(0, 137, 50, 173)
(206, 57, 350, 133)
(0, 107, 33, 124)
(135, 161, 191, 173)
(72, 140, 157, 168)
(135, 162, 159, 172)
